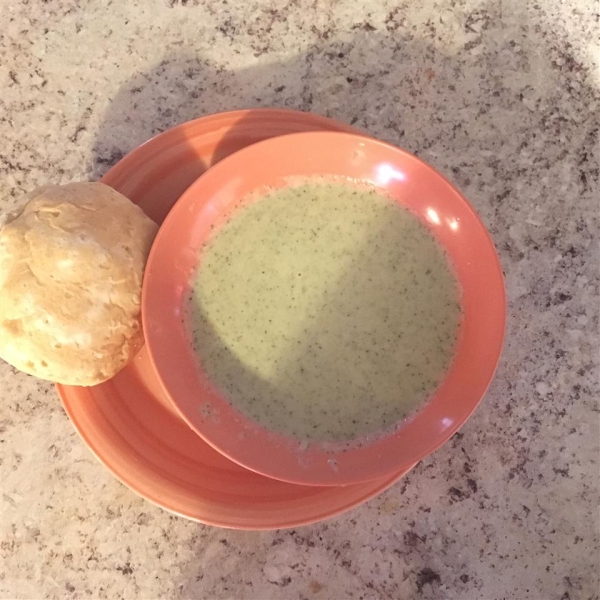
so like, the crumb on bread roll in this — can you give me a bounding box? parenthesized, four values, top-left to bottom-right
(0, 182, 158, 386)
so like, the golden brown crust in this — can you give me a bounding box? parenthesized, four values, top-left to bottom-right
(0, 182, 158, 385)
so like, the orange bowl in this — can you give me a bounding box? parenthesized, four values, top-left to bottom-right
(143, 131, 505, 486)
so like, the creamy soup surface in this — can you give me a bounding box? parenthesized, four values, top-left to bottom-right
(188, 181, 461, 442)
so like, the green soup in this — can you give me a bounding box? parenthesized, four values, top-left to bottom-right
(189, 181, 461, 442)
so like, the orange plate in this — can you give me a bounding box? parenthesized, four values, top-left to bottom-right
(56, 110, 414, 530)
(143, 131, 506, 487)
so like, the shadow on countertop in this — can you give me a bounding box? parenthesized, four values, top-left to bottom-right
(90, 0, 599, 597)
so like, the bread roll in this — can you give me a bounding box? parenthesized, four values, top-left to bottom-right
(0, 182, 158, 386)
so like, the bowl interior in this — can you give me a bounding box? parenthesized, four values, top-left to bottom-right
(142, 131, 505, 486)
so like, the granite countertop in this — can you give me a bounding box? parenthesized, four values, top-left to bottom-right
(1, 0, 598, 598)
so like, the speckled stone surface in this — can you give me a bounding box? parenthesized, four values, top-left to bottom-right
(1, 0, 599, 598)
